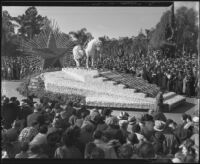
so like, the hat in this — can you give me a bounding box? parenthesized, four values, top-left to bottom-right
(128, 116, 137, 125)
(117, 112, 129, 120)
(154, 120, 166, 132)
(192, 116, 199, 123)
(105, 116, 119, 126)
(140, 114, 154, 123)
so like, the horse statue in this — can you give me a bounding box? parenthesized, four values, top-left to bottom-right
(72, 38, 102, 69)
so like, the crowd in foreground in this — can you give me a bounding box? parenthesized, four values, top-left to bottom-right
(1, 95, 199, 162)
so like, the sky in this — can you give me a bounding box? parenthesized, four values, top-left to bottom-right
(2, 2, 199, 39)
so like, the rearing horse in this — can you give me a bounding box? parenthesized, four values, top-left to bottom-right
(73, 38, 102, 69)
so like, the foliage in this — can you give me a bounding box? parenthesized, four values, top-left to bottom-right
(12, 6, 48, 40)
(149, 6, 198, 56)
(69, 28, 93, 47)
(1, 10, 21, 56)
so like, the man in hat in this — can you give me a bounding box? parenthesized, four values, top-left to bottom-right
(139, 114, 155, 142)
(153, 120, 167, 156)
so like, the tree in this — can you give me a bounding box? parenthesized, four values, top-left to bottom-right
(175, 7, 198, 55)
(13, 6, 48, 40)
(69, 28, 93, 47)
(2, 10, 20, 56)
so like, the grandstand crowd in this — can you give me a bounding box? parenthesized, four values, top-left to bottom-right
(1, 95, 199, 162)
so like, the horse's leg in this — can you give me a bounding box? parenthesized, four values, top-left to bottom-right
(75, 59, 80, 68)
(91, 56, 94, 68)
(86, 56, 89, 69)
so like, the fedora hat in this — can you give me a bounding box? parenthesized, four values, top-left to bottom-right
(117, 112, 129, 120)
(154, 120, 166, 132)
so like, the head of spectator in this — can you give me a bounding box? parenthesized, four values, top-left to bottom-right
(89, 110, 101, 125)
(127, 133, 139, 146)
(117, 111, 129, 120)
(38, 124, 48, 134)
(101, 108, 112, 119)
(105, 116, 119, 128)
(118, 143, 133, 159)
(138, 142, 155, 159)
(33, 103, 42, 113)
(140, 114, 155, 133)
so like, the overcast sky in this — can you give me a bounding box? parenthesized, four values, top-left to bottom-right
(3, 2, 199, 39)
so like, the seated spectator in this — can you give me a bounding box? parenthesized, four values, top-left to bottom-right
(15, 142, 29, 158)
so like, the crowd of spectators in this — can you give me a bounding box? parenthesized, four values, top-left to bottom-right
(1, 95, 199, 162)
(1, 56, 42, 80)
(96, 51, 198, 97)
